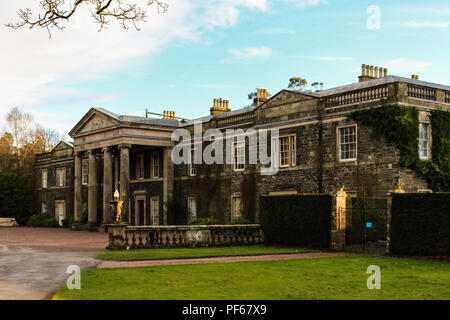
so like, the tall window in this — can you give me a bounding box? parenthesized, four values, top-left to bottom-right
(41, 202, 47, 214)
(42, 169, 48, 189)
(189, 148, 197, 176)
(231, 195, 242, 221)
(136, 154, 144, 179)
(419, 123, 430, 160)
(278, 135, 296, 167)
(55, 200, 66, 226)
(150, 197, 159, 226)
(152, 152, 160, 178)
(56, 168, 66, 187)
(233, 141, 245, 171)
(188, 197, 197, 221)
(339, 125, 357, 161)
(82, 163, 88, 185)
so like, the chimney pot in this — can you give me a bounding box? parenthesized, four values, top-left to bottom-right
(362, 64, 366, 76)
(375, 66, 379, 78)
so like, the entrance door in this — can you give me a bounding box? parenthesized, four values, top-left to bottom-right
(138, 200, 145, 226)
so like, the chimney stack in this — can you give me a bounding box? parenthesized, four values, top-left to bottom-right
(163, 110, 176, 120)
(252, 88, 269, 107)
(411, 75, 419, 80)
(210, 98, 231, 115)
(359, 64, 388, 82)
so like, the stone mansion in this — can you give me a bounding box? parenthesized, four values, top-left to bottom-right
(35, 65, 449, 229)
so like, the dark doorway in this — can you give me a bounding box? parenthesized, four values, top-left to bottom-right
(138, 200, 145, 226)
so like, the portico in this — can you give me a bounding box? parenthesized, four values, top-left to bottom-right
(69, 108, 178, 230)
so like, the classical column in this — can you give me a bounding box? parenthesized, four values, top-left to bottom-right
(87, 150, 98, 230)
(72, 152, 83, 230)
(163, 147, 174, 225)
(114, 153, 119, 191)
(102, 147, 113, 226)
(119, 144, 131, 223)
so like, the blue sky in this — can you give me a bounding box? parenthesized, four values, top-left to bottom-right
(1, 0, 450, 136)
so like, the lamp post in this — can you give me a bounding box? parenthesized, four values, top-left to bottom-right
(111, 189, 124, 223)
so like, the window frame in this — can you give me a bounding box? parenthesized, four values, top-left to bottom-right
(41, 202, 47, 214)
(419, 122, 431, 160)
(56, 167, 66, 187)
(337, 124, 358, 162)
(233, 141, 246, 171)
(150, 196, 160, 226)
(81, 162, 88, 185)
(189, 147, 197, 177)
(188, 196, 197, 222)
(136, 153, 145, 180)
(230, 194, 242, 221)
(276, 134, 296, 168)
(151, 152, 160, 178)
(42, 169, 48, 189)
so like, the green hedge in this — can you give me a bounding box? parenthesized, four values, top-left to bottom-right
(391, 193, 450, 256)
(27, 214, 59, 228)
(260, 195, 331, 247)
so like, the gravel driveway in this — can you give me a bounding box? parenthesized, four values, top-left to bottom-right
(0, 227, 108, 300)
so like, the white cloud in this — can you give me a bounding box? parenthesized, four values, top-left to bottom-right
(306, 56, 355, 61)
(284, 0, 327, 9)
(0, 0, 268, 134)
(222, 47, 273, 64)
(382, 58, 432, 74)
(402, 21, 449, 28)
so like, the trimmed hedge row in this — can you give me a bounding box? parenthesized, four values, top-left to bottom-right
(391, 193, 450, 256)
(260, 195, 331, 247)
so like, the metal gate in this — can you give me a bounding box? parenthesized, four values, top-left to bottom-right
(345, 198, 388, 254)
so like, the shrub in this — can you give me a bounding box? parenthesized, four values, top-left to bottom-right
(62, 215, 74, 228)
(189, 217, 220, 225)
(390, 193, 450, 256)
(261, 195, 331, 247)
(27, 213, 59, 228)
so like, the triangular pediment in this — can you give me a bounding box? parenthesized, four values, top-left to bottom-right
(257, 90, 319, 110)
(69, 108, 121, 137)
(53, 141, 73, 151)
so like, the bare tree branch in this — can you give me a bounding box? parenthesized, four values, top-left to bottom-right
(6, 0, 168, 36)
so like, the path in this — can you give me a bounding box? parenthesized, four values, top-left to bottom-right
(97, 252, 350, 269)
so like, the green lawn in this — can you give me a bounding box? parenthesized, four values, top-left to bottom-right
(96, 245, 313, 261)
(55, 255, 450, 300)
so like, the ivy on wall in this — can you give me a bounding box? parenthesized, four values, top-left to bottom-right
(349, 105, 450, 191)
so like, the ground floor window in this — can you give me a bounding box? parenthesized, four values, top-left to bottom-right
(41, 202, 47, 214)
(188, 196, 197, 221)
(231, 195, 242, 221)
(55, 200, 66, 226)
(150, 197, 159, 226)
(419, 122, 431, 160)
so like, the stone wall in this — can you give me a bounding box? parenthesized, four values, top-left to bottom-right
(106, 224, 263, 249)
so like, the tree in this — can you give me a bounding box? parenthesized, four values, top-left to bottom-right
(0, 171, 31, 224)
(288, 77, 308, 91)
(6, 0, 168, 36)
(288, 77, 324, 92)
(34, 125, 63, 154)
(3, 107, 64, 174)
(0, 133, 17, 173)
